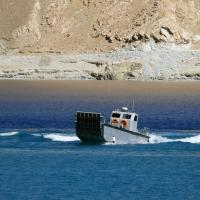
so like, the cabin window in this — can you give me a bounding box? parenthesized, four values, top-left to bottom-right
(112, 113, 121, 118)
(122, 114, 132, 119)
(134, 116, 138, 121)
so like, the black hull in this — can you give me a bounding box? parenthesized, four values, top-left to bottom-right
(77, 134, 105, 144)
(75, 111, 105, 144)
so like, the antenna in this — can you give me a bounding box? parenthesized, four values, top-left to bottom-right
(131, 98, 135, 112)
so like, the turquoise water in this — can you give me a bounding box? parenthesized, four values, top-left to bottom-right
(0, 81, 200, 200)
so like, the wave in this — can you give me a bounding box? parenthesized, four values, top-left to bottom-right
(149, 134, 173, 144)
(0, 130, 199, 144)
(31, 133, 42, 137)
(176, 134, 200, 144)
(0, 131, 79, 143)
(149, 133, 200, 144)
(0, 131, 19, 137)
(43, 134, 79, 142)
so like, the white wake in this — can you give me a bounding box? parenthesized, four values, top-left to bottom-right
(149, 133, 200, 144)
(43, 134, 79, 142)
(0, 132, 19, 137)
(176, 134, 200, 144)
(0, 131, 199, 145)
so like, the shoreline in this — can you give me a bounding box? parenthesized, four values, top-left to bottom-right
(0, 78, 199, 81)
(0, 44, 200, 81)
(1, 80, 200, 95)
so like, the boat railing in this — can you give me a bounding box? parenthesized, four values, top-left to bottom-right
(140, 127, 150, 136)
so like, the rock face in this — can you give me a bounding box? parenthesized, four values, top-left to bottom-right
(0, 0, 200, 53)
(0, 43, 200, 80)
(0, 0, 200, 80)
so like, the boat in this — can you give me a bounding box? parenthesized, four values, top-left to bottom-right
(75, 106, 150, 144)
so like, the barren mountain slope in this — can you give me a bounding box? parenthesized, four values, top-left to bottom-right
(0, 0, 200, 53)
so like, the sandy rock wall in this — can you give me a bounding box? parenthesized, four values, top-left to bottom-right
(0, 42, 200, 80)
(0, 0, 200, 53)
(0, 0, 200, 80)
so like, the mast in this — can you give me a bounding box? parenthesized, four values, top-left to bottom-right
(131, 99, 135, 112)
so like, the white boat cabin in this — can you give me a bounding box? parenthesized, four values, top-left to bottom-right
(110, 107, 138, 133)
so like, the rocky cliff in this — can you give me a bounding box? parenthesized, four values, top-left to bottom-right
(0, 0, 200, 80)
(0, 0, 200, 54)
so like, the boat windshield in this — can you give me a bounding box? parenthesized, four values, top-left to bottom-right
(122, 114, 132, 119)
(112, 113, 120, 118)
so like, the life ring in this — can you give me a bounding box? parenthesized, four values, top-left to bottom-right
(112, 119, 118, 124)
(120, 120, 128, 128)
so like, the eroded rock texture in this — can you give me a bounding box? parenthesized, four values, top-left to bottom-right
(0, 0, 200, 53)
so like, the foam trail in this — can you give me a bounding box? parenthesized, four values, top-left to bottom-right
(176, 135, 200, 144)
(31, 133, 42, 137)
(43, 133, 200, 144)
(43, 134, 80, 142)
(0, 132, 19, 137)
(149, 134, 173, 144)
(149, 133, 200, 144)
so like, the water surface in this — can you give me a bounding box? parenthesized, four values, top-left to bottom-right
(0, 81, 200, 200)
